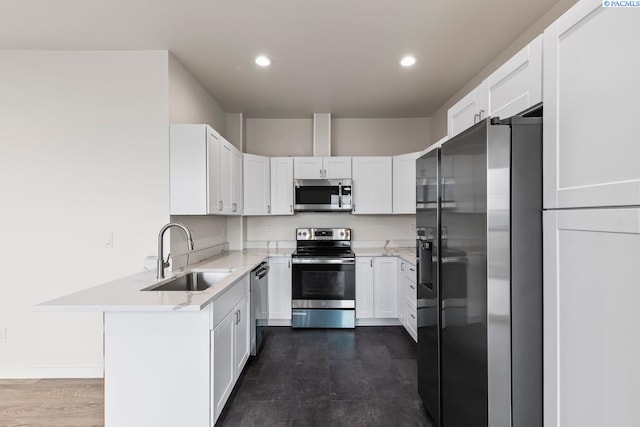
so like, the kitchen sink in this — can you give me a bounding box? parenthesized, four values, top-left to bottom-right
(142, 269, 233, 292)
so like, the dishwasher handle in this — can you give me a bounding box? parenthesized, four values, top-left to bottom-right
(254, 262, 270, 279)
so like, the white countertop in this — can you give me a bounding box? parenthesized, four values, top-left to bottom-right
(352, 247, 416, 265)
(36, 248, 293, 313)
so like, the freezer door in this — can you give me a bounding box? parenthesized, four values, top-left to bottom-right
(416, 148, 440, 426)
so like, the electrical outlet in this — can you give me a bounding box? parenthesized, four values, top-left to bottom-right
(0, 328, 7, 343)
(267, 226, 273, 233)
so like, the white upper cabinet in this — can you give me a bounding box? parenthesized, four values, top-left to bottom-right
(219, 138, 233, 215)
(243, 154, 271, 216)
(294, 157, 352, 179)
(170, 124, 221, 215)
(219, 137, 242, 215)
(231, 148, 243, 215)
(352, 157, 393, 214)
(293, 157, 323, 179)
(486, 34, 542, 120)
(323, 157, 352, 179)
(543, 0, 640, 209)
(393, 151, 421, 214)
(270, 157, 294, 215)
(447, 81, 488, 139)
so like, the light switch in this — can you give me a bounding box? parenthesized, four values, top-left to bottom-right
(104, 233, 113, 248)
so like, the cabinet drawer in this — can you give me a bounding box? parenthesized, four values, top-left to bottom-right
(405, 277, 417, 309)
(210, 274, 250, 329)
(405, 304, 417, 342)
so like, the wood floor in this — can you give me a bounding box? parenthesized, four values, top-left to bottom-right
(0, 378, 103, 427)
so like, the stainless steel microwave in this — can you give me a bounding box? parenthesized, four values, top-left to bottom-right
(294, 179, 352, 212)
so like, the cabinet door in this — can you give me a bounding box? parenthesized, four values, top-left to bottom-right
(447, 81, 488, 139)
(232, 148, 243, 215)
(352, 157, 393, 214)
(270, 157, 294, 215)
(170, 125, 221, 215)
(397, 261, 407, 323)
(324, 157, 352, 179)
(294, 157, 323, 179)
(487, 34, 542, 120)
(243, 154, 271, 216)
(373, 257, 398, 318)
(212, 311, 235, 419)
(543, 0, 640, 209)
(544, 209, 640, 427)
(219, 138, 234, 215)
(206, 129, 222, 214)
(393, 152, 421, 214)
(355, 257, 374, 318)
(233, 293, 250, 376)
(268, 256, 292, 320)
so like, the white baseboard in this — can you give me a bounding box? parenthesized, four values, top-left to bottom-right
(0, 366, 104, 379)
(355, 318, 402, 326)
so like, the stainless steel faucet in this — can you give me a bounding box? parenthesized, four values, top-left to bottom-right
(157, 223, 194, 279)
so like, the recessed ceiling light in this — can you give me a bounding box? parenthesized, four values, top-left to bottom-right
(400, 55, 416, 67)
(255, 55, 272, 67)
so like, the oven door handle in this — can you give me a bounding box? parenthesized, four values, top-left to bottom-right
(291, 258, 355, 265)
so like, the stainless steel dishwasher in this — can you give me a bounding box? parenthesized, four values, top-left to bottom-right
(250, 261, 269, 356)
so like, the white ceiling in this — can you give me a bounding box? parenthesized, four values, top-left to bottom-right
(0, 0, 560, 118)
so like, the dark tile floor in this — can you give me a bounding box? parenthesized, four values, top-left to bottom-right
(216, 326, 435, 427)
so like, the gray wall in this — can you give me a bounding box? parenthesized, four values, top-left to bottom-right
(245, 117, 430, 157)
(332, 118, 430, 156)
(169, 53, 228, 136)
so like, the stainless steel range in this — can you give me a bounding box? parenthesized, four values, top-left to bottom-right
(291, 228, 355, 328)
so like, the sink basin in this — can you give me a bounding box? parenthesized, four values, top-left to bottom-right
(142, 270, 232, 292)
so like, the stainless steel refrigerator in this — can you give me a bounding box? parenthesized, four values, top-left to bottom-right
(416, 108, 543, 427)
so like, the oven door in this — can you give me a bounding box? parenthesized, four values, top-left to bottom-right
(291, 258, 355, 308)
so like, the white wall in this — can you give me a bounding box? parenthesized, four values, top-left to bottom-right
(247, 213, 416, 246)
(0, 51, 170, 378)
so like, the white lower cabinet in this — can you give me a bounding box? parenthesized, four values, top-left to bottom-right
(398, 260, 417, 342)
(374, 257, 398, 318)
(355, 256, 399, 322)
(212, 291, 250, 421)
(212, 310, 235, 419)
(355, 257, 375, 318)
(268, 256, 292, 323)
(544, 209, 640, 427)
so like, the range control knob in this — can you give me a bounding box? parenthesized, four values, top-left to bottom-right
(303, 231, 307, 236)
(340, 231, 345, 236)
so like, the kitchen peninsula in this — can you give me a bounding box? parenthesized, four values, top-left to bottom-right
(37, 249, 291, 426)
